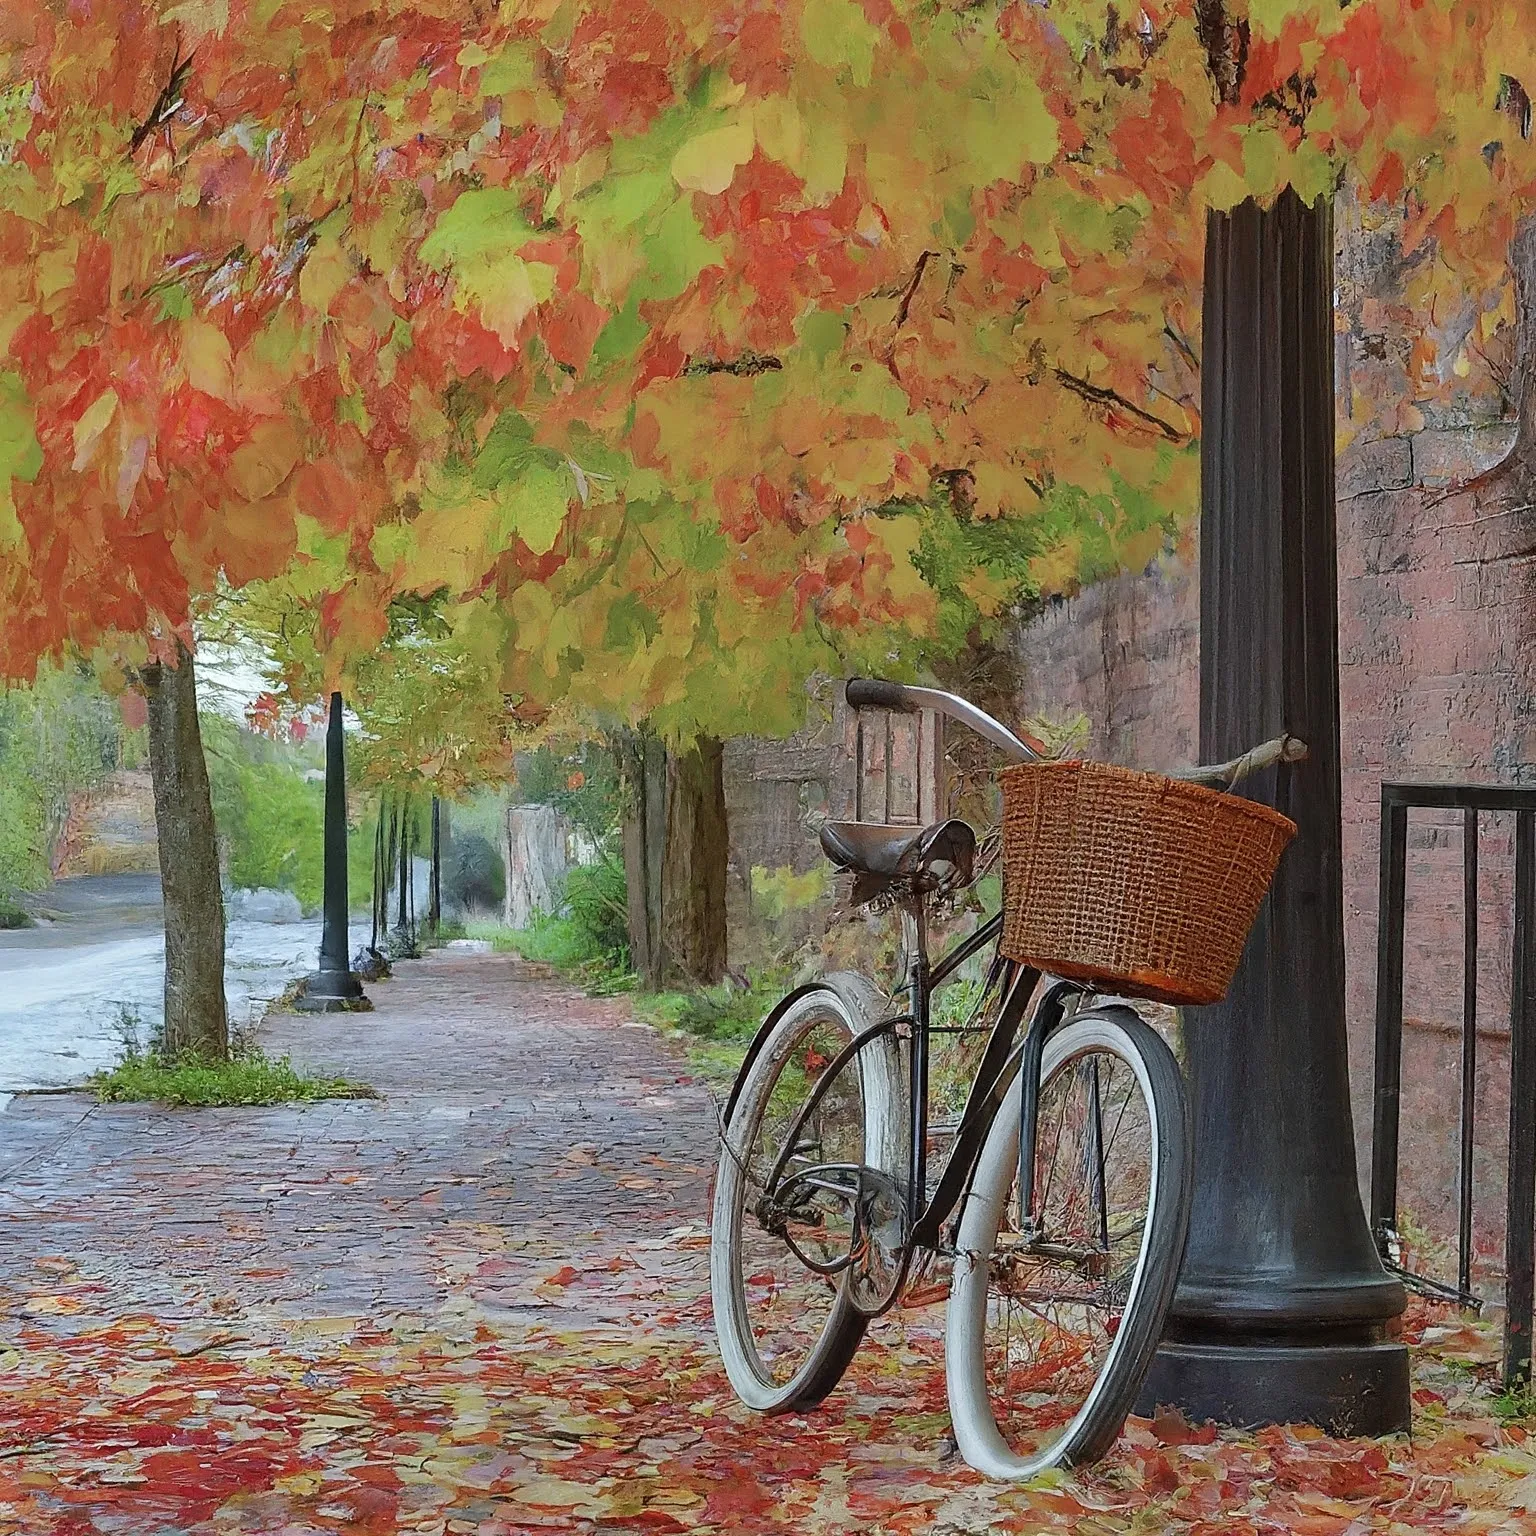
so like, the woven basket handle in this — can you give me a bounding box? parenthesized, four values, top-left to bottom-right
(1172, 734, 1309, 791)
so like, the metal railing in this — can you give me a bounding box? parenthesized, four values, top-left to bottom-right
(1370, 781, 1536, 1386)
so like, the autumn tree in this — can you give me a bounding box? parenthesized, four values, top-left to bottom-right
(5, 0, 1536, 998)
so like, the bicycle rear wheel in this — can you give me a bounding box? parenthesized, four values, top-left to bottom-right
(711, 977, 905, 1412)
(946, 1005, 1190, 1478)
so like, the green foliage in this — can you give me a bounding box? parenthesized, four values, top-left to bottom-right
(1492, 1381, 1536, 1423)
(464, 857, 630, 977)
(513, 740, 623, 843)
(564, 859, 629, 964)
(202, 713, 374, 912)
(633, 967, 789, 1086)
(750, 864, 829, 922)
(91, 1046, 374, 1107)
(0, 662, 127, 897)
(0, 886, 33, 927)
(0, 767, 48, 897)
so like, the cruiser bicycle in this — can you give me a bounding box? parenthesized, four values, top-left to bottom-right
(711, 677, 1300, 1480)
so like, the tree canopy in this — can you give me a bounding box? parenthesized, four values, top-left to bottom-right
(1, 0, 1532, 733)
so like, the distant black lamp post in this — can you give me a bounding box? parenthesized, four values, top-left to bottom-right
(297, 692, 370, 1013)
(429, 796, 442, 938)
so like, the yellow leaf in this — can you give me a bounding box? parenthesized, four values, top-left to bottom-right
(182, 320, 233, 400)
(228, 419, 302, 501)
(801, 0, 880, 87)
(508, 1477, 595, 1509)
(671, 120, 755, 195)
(71, 388, 118, 471)
(299, 234, 350, 315)
(478, 258, 556, 347)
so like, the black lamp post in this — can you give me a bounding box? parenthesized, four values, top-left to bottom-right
(1135, 190, 1408, 1432)
(297, 692, 370, 1013)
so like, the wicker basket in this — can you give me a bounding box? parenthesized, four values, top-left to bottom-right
(998, 760, 1297, 1006)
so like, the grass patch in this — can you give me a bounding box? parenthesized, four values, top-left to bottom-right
(632, 970, 789, 1085)
(1493, 1381, 1536, 1422)
(0, 890, 34, 929)
(91, 1048, 376, 1108)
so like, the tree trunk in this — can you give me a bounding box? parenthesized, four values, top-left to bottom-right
(504, 804, 568, 930)
(617, 729, 730, 987)
(618, 728, 667, 989)
(142, 639, 228, 1059)
(661, 735, 728, 987)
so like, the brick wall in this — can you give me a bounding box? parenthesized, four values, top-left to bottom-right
(1004, 413, 1535, 1280)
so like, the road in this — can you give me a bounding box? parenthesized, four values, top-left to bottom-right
(0, 874, 322, 1093)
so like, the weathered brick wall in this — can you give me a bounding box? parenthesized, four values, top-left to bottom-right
(1009, 549, 1199, 775)
(1004, 240, 1535, 1277)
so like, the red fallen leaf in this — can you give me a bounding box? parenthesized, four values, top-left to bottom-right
(704, 1476, 778, 1522)
(1150, 1405, 1218, 1445)
(545, 1265, 581, 1287)
(1141, 1450, 1180, 1493)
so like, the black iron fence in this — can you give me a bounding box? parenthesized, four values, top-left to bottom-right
(1371, 781, 1536, 1386)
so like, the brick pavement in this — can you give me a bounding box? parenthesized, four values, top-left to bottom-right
(0, 950, 719, 1334)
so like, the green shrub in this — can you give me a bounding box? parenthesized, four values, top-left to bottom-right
(0, 663, 126, 897)
(202, 714, 374, 912)
(564, 858, 629, 964)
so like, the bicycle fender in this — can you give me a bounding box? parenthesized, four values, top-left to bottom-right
(720, 971, 884, 1128)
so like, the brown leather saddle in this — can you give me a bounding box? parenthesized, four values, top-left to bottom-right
(818, 818, 977, 909)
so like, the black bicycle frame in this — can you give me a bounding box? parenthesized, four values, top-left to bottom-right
(762, 901, 1082, 1266)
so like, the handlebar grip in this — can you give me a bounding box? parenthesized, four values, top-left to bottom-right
(845, 678, 917, 712)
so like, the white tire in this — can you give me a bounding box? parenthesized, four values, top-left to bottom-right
(946, 1007, 1190, 1479)
(712, 978, 905, 1412)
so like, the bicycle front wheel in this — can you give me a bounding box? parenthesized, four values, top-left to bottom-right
(946, 1005, 1190, 1479)
(711, 977, 905, 1412)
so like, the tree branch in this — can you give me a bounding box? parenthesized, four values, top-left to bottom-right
(1053, 368, 1191, 442)
(128, 45, 196, 157)
(1164, 322, 1199, 371)
(682, 352, 782, 378)
(1194, 0, 1247, 106)
(895, 250, 938, 328)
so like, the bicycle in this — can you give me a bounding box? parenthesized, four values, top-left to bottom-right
(710, 677, 1301, 1480)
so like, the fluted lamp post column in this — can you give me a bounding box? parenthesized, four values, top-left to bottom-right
(297, 691, 370, 1013)
(1135, 190, 1407, 1433)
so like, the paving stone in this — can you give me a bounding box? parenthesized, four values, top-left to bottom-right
(0, 952, 718, 1330)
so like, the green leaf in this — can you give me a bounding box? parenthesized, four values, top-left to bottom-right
(590, 299, 650, 369)
(604, 591, 660, 650)
(801, 0, 880, 87)
(473, 410, 538, 490)
(497, 462, 570, 555)
(481, 41, 537, 95)
(967, 65, 1059, 178)
(637, 199, 722, 302)
(797, 309, 847, 363)
(419, 188, 538, 272)
(0, 371, 40, 546)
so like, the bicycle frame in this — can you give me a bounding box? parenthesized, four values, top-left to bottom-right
(757, 895, 1086, 1299)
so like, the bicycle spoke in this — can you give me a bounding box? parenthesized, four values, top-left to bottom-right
(971, 1032, 1163, 1467)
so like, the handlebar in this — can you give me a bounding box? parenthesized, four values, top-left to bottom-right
(845, 677, 1042, 762)
(844, 677, 1308, 791)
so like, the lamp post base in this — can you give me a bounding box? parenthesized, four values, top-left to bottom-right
(295, 968, 372, 1013)
(1137, 1336, 1410, 1435)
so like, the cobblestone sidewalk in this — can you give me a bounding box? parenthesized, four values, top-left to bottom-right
(0, 950, 717, 1332)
